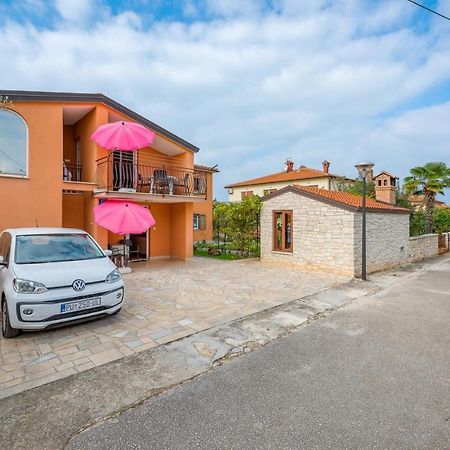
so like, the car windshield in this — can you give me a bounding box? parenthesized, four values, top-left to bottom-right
(15, 233, 105, 264)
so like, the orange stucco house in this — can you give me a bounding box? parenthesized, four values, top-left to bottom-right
(0, 90, 217, 260)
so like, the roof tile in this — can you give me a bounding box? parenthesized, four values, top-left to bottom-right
(225, 166, 338, 188)
(292, 186, 410, 212)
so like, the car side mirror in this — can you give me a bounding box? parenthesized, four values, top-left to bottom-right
(104, 249, 113, 257)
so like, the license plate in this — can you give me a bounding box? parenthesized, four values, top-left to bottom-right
(60, 298, 101, 313)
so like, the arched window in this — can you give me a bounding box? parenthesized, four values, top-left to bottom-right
(0, 109, 27, 177)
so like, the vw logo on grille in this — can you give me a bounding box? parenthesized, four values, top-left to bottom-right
(72, 279, 86, 292)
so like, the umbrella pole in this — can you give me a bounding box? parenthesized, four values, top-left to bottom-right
(119, 233, 133, 274)
(124, 233, 130, 267)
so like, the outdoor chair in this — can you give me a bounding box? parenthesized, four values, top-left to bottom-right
(109, 244, 126, 267)
(193, 176, 206, 194)
(121, 238, 132, 261)
(137, 173, 152, 193)
(152, 169, 169, 193)
(173, 173, 191, 195)
(63, 163, 73, 181)
(123, 238, 140, 261)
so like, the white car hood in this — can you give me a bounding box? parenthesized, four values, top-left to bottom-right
(13, 257, 116, 288)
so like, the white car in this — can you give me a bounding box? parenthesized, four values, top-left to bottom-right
(0, 228, 124, 338)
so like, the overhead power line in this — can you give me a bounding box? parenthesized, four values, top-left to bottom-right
(0, 148, 25, 170)
(407, 0, 450, 21)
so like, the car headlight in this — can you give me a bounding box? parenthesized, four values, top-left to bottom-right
(106, 269, 122, 283)
(13, 278, 48, 294)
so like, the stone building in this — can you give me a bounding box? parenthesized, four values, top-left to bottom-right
(260, 184, 439, 277)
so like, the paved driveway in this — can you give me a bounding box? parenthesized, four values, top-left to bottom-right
(67, 256, 450, 450)
(0, 258, 348, 398)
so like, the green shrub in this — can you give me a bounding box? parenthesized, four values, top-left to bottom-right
(213, 196, 261, 257)
(410, 211, 427, 236)
(434, 208, 450, 233)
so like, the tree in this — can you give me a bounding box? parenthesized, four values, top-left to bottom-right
(226, 195, 261, 256)
(335, 177, 375, 199)
(212, 199, 231, 252)
(395, 189, 414, 209)
(212, 196, 262, 256)
(403, 162, 450, 233)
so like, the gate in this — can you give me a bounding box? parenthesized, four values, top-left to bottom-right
(438, 233, 449, 253)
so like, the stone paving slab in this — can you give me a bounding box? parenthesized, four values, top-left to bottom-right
(1, 256, 446, 450)
(1, 278, 378, 450)
(0, 257, 347, 399)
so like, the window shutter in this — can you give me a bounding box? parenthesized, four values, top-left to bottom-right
(199, 215, 207, 230)
(241, 191, 253, 199)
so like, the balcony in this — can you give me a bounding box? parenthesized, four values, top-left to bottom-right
(62, 162, 97, 192)
(63, 162, 82, 182)
(95, 154, 207, 201)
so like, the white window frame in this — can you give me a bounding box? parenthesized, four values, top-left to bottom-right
(0, 109, 29, 179)
(193, 214, 200, 230)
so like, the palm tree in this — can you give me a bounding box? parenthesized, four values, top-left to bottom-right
(404, 162, 450, 233)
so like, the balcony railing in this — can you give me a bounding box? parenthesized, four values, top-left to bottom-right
(63, 162, 82, 182)
(96, 155, 207, 198)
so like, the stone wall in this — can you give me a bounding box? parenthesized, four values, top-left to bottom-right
(354, 212, 410, 276)
(261, 192, 356, 275)
(407, 234, 439, 262)
(262, 191, 441, 278)
(439, 232, 450, 253)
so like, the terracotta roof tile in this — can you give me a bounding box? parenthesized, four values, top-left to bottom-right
(225, 166, 341, 188)
(290, 186, 410, 212)
(410, 195, 448, 208)
(374, 171, 397, 179)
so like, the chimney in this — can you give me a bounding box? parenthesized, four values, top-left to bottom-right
(374, 172, 397, 205)
(322, 160, 330, 173)
(285, 159, 294, 172)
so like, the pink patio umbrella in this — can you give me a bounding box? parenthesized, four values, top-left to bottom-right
(91, 121, 156, 151)
(93, 200, 156, 235)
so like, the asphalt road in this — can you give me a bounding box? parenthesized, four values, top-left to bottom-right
(67, 257, 450, 450)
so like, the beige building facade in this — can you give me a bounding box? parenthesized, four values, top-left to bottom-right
(227, 176, 338, 202)
(225, 160, 350, 202)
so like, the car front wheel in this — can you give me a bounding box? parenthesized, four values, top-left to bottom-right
(2, 298, 20, 339)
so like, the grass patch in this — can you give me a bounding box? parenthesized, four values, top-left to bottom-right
(194, 249, 246, 260)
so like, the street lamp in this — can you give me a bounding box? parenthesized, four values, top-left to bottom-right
(355, 162, 374, 281)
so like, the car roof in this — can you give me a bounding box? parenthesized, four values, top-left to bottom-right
(2, 228, 87, 237)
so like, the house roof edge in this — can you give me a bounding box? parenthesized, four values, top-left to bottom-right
(0, 90, 199, 153)
(261, 185, 411, 214)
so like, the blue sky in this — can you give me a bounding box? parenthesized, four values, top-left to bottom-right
(0, 0, 449, 199)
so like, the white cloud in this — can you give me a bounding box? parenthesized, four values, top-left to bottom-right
(364, 102, 450, 170)
(0, 0, 449, 199)
(204, 0, 262, 17)
(53, 0, 101, 23)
